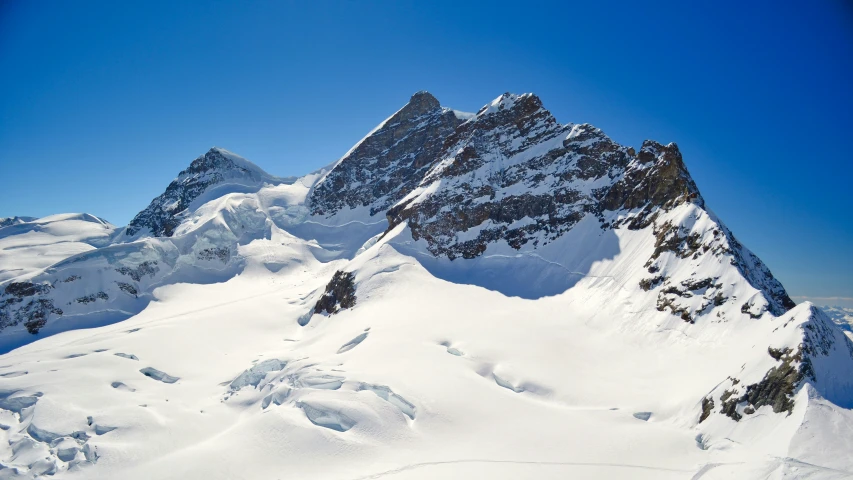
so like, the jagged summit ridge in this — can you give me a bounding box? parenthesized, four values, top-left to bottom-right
(310, 91, 467, 218)
(308, 90, 794, 317)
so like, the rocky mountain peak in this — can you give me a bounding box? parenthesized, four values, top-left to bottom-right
(601, 139, 703, 227)
(309, 92, 465, 217)
(469, 93, 553, 130)
(475, 92, 541, 115)
(184, 147, 266, 177)
(405, 90, 441, 115)
(124, 147, 281, 238)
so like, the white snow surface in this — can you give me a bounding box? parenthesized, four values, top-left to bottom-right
(0, 214, 115, 283)
(0, 192, 850, 478)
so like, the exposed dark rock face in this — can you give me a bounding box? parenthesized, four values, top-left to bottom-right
(126, 148, 277, 238)
(0, 282, 63, 334)
(310, 91, 465, 217)
(116, 282, 138, 297)
(641, 219, 792, 318)
(115, 261, 159, 282)
(741, 301, 764, 319)
(699, 397, 714, 423)
(717, 348, 803, 420)
(709, 306, 853, 421)
(727, 233, 796, 315)
(743, 347, 802, 414)
(4, 282, 51, 298)
(0, 216, 36, 228)
(75, 292, 109, 304)
(601, 141, 701, 229)
(197, 247, 230, 262)
(639, 275, 665, 291)
(384, 94, 631, 259)
(313, 271, 357, 315)
(719, 388, 743, 421)
(648, 276, 725, 323)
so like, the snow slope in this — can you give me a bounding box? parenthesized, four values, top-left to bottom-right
(0, 214, 115, 283)
(0, 92, 851, 479)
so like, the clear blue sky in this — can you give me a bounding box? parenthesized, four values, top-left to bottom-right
(1, 0, 851, 303)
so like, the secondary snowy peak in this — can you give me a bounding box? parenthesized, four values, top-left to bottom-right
(0, 214, 116, 283)
(124, 147, 289, 238)
(309, 91, 466, 217)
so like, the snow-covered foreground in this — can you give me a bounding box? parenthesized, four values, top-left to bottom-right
(1, 91, 852, 479)
(1, 221, 850, 479)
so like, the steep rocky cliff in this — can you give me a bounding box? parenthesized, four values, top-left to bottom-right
(310, 91, 467, 217)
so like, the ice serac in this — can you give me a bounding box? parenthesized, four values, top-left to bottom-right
(310, 91, 466, 218)
(124, 147, 292, 239)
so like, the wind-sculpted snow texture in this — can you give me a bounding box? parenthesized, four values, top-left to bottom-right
(0, 91, 851, 479)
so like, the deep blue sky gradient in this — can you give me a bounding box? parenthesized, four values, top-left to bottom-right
(1, 0, 851, 301)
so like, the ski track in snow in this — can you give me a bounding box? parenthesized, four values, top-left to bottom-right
(0, 285, 288, 360)
(776, 457, 853, 477)
(345, 459, 696, 480)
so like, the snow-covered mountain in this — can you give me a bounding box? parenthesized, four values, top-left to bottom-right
(121, 147, 297, 240)
(0, 92, 851, 479)
(0, 214, 115, 284)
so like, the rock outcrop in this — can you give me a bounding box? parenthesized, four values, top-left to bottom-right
(313, 271, 357, 315)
